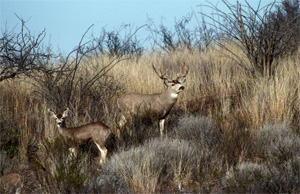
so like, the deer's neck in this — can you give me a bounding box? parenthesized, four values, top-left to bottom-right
(161, 90, 178, 104)
(57, 126, 73, 139)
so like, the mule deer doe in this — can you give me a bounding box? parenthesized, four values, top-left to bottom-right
(48, 108, 111, 164)
(117, 63, 188, 137)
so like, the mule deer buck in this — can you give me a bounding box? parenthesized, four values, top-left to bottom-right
(117, 63, 188, 137)
(48, 108, 111, 164)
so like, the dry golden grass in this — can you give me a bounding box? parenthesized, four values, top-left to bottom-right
(1, 46, 300, 149)
(1, 46, 300, 153)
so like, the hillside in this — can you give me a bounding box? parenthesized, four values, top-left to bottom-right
(1, 47, 300, 193)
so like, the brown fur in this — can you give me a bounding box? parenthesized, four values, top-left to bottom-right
(48, 108, 111, 164)
(117, 69, 187, 137)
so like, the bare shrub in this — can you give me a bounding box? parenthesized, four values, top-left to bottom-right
(33, 38, 123, 110)
(33, 136, 96, 193)
(171, 115, 225, 190)
(172, 115, 223, 149)
(202, 0, 300, 77)
(85, 174, 132, 193)
(100, 138, 197, 192)
(225, 124, 300, 193)
(147, 12, 214, 53)
(225, 162, 272, 193)
(171, 114, 251, 170)
(269, 0, 300, 56)
(253, 124, 300, 163)
(92, 25, 144, 57)
(226, 157, 300, 193)
(0, 16, 52, 82)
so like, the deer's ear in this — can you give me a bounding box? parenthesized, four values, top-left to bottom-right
(48, 109, 57, 118)
(178, 76, 186, 84)
(62, 108, 69, 118)
(163, 78, 169, 86)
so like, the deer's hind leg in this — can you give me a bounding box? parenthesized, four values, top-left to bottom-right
(95, 142, 107, 164)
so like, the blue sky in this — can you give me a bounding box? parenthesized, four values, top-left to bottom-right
(1, 0, 272, 54)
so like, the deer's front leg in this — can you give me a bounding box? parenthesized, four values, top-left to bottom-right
(117, 114, 132, 137)
(117, 114, 126, 129)
(68, 147, 78, 159)
(159, 119, 165, 136)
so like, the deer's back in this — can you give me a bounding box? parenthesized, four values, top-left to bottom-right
(118, 93, 175, 118)
(72, 122, 111, 143)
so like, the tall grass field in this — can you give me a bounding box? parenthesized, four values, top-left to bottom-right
(1, 45, 300, 193)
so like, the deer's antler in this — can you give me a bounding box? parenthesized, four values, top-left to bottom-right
(175, 63, 189, 80)
(152, 63, 172, 82)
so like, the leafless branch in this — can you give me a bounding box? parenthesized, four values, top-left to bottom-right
(0, 15, 53, 82)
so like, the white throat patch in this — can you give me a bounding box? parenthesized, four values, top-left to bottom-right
(171, 93, 179, 99)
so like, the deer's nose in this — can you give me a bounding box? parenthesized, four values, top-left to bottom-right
(179, 86, 184, 91)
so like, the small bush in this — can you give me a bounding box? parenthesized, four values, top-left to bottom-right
(101, 138, 197, 192)
(85, 174, 132, 193)
(225, 124, 300, 193)
(171, 115, 225, 191)
(225, 162, 272, 193)
(0, 127, 20, 159)
(53, 160, 87, 193)
(253, 124, 300, 163)
(226, 158, 300, 193)
(0, 112, 20, 159)
(172, 115, 224, 150)
(34, 137, 92, 193)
